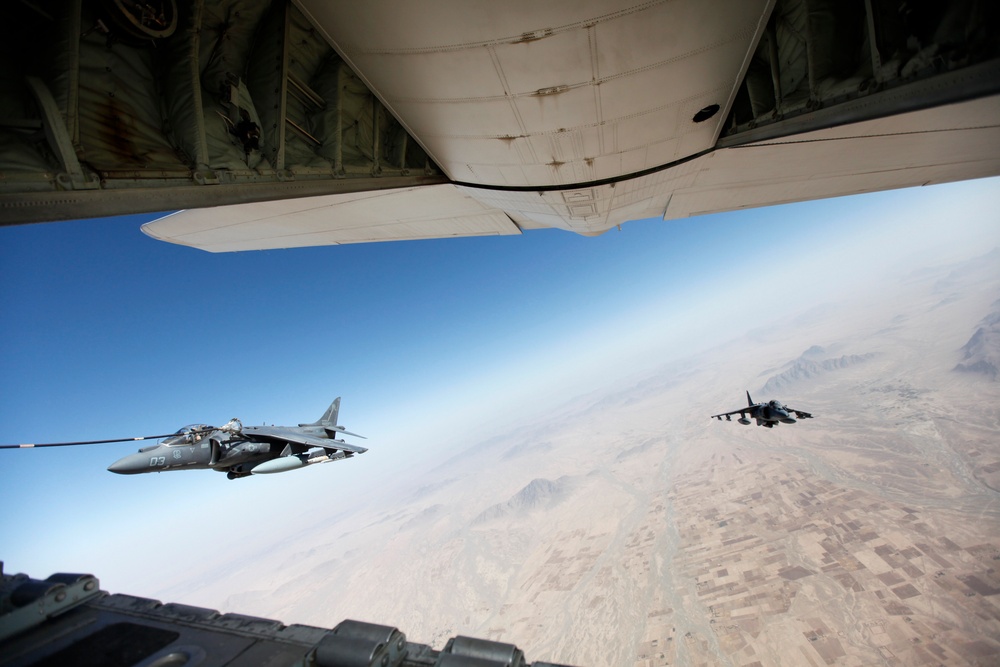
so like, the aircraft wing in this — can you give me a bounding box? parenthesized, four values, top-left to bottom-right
(141, 185, 523, 252)
(244, 426, 368, 454)
(3, 1, 998, 245)
(710, 409, 748, 420)
(788, 409, 814, 419)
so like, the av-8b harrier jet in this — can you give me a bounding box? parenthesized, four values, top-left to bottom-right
(712, 392, 814, 428)
(1, 398, 366, 479)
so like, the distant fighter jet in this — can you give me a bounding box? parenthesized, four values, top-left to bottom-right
(1, 398, 366, 479)
(712, 392, 814, 428)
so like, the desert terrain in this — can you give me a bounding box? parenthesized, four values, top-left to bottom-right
(164, 249, 1000, 666)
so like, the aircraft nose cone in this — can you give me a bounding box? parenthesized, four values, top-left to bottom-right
(108, 452, 147, 474)
(776, 409, 796, 424)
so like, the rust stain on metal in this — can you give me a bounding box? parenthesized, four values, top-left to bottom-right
(533, 85, 569, 97)
(514, 28, 553, 44)
(100, 98, 143, 166)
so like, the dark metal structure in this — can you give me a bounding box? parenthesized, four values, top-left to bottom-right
(0, 564, 575, 667)
(0, 0, 445, 224)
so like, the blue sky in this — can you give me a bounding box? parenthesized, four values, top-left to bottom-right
(1, 177, 998, 591)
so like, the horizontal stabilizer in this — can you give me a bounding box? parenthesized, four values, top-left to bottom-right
(325, 425, 366, 439)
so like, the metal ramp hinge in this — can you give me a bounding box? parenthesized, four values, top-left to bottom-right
(0, 571, 102, 643)
(435, 636, 526, 667)
(314, 619, 407, 667)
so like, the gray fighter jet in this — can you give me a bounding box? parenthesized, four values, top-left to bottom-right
(2, 398, 365, 479)
(711, 392, 814, 428)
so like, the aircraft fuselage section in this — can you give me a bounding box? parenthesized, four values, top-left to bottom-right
(759, 403, 795, 424)
(107, 441, 214, 474)
(107, 435, 276, 474)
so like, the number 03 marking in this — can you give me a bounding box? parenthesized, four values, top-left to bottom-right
(150, 456, 166, 466)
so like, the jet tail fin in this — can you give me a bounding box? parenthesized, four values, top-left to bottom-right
(317, 397, 341, 426)
(747, 390, 754, 407)
(301, 397, 341, 427)
(299, 397, 366, 439)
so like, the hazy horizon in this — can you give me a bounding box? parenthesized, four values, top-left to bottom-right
(1, 177, 998, 664)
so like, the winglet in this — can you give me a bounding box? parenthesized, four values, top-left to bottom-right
(747, 390, 754, 407)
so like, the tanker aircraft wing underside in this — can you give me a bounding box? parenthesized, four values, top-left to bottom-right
(1, 1, 998, 250)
